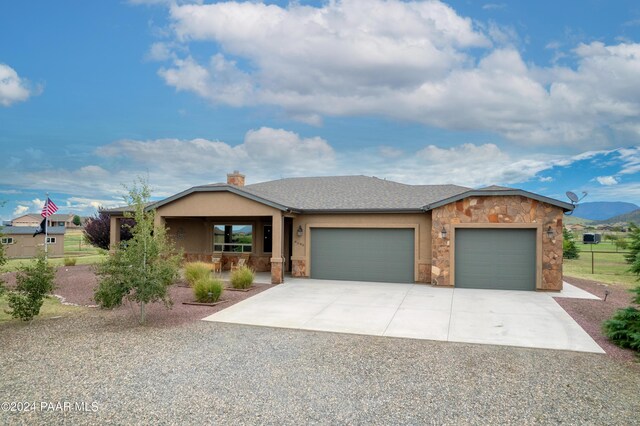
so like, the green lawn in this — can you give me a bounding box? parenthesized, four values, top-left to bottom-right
(564, 242, 637, 287)
(0, 295, 83, 324)
(64, 229, 102, 256)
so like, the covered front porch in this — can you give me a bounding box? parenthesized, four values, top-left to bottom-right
(163, 215, 293, 284)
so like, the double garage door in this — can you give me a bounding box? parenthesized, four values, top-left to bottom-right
(455, 228, 537, 291)
(310, 228, 414, 283)
(310, 227, 537, 290)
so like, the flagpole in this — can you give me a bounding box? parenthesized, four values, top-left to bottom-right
(44, 193, 48, 260)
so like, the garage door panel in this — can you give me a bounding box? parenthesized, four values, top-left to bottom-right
(455, 228, 536, 291)
(311, 228, 414, 283)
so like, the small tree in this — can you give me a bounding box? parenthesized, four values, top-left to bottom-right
(94, 179, 181, 324)
(84, 209, 133, 250)
(6, 252, 56, 321)
(562, 227, 579, 260)
(624, 223, 640, 264)
(72, 215, 82, 226)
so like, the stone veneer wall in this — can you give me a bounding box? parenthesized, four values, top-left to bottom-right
(431, 196, 564, 291)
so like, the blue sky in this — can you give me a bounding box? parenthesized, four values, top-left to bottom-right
(1, 0, 640, 221)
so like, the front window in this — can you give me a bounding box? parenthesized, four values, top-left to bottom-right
(213, 225, 252, 252)
(1, 237, 14, 244)
(46, 237, 56, 244)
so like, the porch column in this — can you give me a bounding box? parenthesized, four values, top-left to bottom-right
(109, 216, 121, 251)
(270, 212, 284, 284)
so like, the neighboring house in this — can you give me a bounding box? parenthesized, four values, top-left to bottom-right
(11, 214, 42, 227)
(107, 172, 572, 291)
(10, 213, 81, 229)
(47, 213, 82, 228)
(1, 226, 65, 258)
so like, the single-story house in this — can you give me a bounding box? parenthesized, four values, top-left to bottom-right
(1, 226, 65, 258)
(10, 214, 43, 227)
(11, 213, 81, 229)
(107, 172, 572, 291)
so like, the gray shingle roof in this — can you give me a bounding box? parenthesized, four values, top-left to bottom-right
(243, 176, 470, 211)
(3, 226, 66, 235)
(104, 175, 573, 214)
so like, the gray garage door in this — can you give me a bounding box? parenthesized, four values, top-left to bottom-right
(455, 228, 536, 291)
(310, 228, 414, 283)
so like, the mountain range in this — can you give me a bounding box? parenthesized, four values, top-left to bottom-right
(570, 201, 639, 221)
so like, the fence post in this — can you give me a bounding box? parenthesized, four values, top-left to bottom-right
(591, 251, 594, 274)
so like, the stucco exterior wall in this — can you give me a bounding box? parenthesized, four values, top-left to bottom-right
(431, 195, 563, 291)
(291, 213, 432, 283)
(155, 192, 280, 219)
(3, 234, 64, 258)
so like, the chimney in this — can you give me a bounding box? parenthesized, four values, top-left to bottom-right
(227, 170, 245, 187)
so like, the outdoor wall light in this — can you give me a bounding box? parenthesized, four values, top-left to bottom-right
(297, 225, 304, 237)
(440, 226, 448, 239)
(546, 226, 554, 239)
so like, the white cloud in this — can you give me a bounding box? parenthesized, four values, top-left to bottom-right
(482, 3, 506, 10)
(148, 1, 640, 147)
(0, 64, 35, 107)
(596, 176, 619, 186)
(539, 176, 554, 182)
(13, 205, 29, 216)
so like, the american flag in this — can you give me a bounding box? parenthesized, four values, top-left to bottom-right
(41, 197, 58, 218)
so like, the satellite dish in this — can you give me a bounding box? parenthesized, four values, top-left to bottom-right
(566, 191, 579, 203)
(565, 191, 588, 215)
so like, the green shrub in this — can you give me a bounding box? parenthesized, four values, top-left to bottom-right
(63, 257, 77, 266)
(562, 227, 579, 260)
(603, 307, 640, 351)
(7, 252, 55, 321)
(230, 266, 254, 289)
(193, 277, 223, 303)
(184, 262, 211, 286)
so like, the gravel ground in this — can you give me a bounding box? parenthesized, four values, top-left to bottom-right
(1, 312, 639, 425)
(559, 276, 639, 367)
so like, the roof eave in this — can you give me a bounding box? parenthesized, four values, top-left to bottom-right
(423, 189, 575, 212)
(297, 208, 426, 214)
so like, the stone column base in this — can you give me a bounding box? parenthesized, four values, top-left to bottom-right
(270, 258, 284, 284)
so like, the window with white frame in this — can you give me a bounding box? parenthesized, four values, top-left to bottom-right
(213, 225, 252, 252)
(1, 237, 14, 244)
(46, 237, 56, 244)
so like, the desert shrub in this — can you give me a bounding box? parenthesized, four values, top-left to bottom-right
(184, 262, 211, 286)
(230, 266, 254, 289)
(64, 257, 77, 266)
(193, 277, 223, 303)
(7, 252, 55, 321)
(603, 307, 640, 351)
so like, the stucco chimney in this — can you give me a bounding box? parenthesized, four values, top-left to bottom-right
(227, 170, 245, 187)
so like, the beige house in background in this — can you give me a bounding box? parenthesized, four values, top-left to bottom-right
(1, 226, 65, 258)
(10, 214, 42, 227)
(11, 213, 81, 228)
(107, 172, 573, 290)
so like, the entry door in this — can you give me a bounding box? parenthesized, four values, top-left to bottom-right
(310, 228, 414, 283)
(455, 228, 536, 291)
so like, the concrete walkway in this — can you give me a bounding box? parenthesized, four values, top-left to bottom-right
(203, 278, 604, 353)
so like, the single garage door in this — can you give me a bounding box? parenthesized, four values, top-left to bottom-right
(311, 228, 414, 283)
(455, 228, 536, 291)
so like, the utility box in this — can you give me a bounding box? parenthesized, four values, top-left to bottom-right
(583, 233, 601, 244)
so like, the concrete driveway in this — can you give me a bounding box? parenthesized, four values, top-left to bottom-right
(204, 278, 604, 353)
